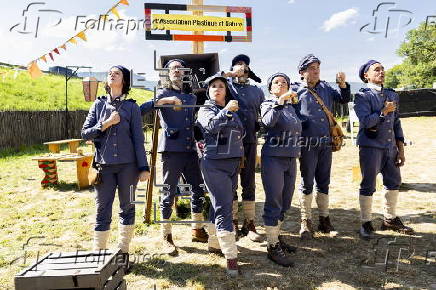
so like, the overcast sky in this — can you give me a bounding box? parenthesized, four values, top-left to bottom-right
(2, 0, 435, 83)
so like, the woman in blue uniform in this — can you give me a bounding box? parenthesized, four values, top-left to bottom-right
(197, 74, 244, 277)
(355, 60, 414, 239)
(261, 73, 301, 267)
(140, 59, 208, 255)
(81, 65, 150, 255)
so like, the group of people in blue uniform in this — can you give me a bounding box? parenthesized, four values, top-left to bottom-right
(81, 54, 414, 277)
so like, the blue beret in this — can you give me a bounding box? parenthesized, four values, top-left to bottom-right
(359, 60, 380, 83)
(164, 58, 187, 68)
(267, 72, 290, 92)
(231, 54, 250, 67)
(298, 54, 321, 73)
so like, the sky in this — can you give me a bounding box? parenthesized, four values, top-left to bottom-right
(1, 0, 435, 84)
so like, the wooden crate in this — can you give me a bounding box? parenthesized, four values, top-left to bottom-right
(15, 250, 126, 290)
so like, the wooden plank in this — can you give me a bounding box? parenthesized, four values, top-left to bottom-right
(103, 268, 125, 290)
(116, 280, 127, 290)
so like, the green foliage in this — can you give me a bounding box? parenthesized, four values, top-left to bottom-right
(0, 67, 153, 111)
(385, 22, 436, 88)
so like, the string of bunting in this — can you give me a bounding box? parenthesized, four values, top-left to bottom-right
(27, 0, 130, 79)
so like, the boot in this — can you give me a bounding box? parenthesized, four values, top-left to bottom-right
(93, 230, 110, 251)
(381, 190, 414, 234)
(267, 243, 295, 267)
(265, 225, 294, 267)
(316, 192, 334, 233)
(318, 216, 335, 233)
(359, 221, 375, 240)
(277, 220, 297, 253)
(241, 219, 263, 242)
(191, 212, 208, 243)
(240, 201, 263, 242)
(161, 220, 177, 256)
(217, 231, 239, 276)
(207, 223, 222, 255)
(226, 258, 239, 277)
(299, 219, 314, 240)
(381, 217, 415, 235)
(299, 193, 313, 239)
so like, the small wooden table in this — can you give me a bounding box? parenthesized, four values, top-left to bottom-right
(44, 139, 83, 153)
(32, 153, 94, 189)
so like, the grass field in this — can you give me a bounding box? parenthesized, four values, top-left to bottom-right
(0, 117, 435, 289)
(0, 67, 153, 111)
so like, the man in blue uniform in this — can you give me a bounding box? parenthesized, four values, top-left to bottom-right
(293, 54, 351, 239)
(221, 54, 264, 242)
(140, 59, 207, 255)
(355, 60, 414, 240)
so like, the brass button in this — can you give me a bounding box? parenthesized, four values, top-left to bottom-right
(321, 118, 325, 121)
(388, 139, 392, 142)
(113, 144, 117, 146)
(113, 154, 118, 157)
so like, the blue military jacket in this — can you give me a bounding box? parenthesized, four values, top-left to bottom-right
(81, 96, 149, 172)
(197, 100, 244, 159)
(260, 96, 302, 157)
(292, 81, 350, 140)
(140, 88, 197, 153)
(228, 82, 265, 144)
(354, 87, 404, 149)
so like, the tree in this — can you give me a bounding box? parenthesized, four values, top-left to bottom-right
(385, 22, 436, 88)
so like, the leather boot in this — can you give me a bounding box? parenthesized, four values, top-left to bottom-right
(192, 228, 209, 243)
(359, 221, 375, 240)
(318, 216, 335, 233)
(267, 243, 294, 267)
(299, 219, 314, 240)
(381, 217, 414, 235)
(241, 219, 263, 242)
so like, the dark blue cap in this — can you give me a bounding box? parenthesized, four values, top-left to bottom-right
(231, 54, 250, 67)
(298, 54, 321, 73)
(359, 60, 380, 83)
(267, 73, 290, 92)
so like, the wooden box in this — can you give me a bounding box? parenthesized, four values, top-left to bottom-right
(15, 250, 126, 290)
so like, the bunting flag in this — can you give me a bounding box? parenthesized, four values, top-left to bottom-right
(28, 61, 43, 79)
(76, 31, 87, 41)
(111, 7, 121, 19)
(27, 0, 125, 79)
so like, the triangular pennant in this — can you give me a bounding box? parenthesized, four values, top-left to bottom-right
(49, 52, 54, 61)
(111, 7, 120, 19)
(53, 48, 60, 55)
(76, 31, 87, 41)
(40, 55, 47, 63)
(28, 61, 43, 79)
(119, 0, 129, 5)
(60, 44, 67, 50)
(69, 37, 77, 44)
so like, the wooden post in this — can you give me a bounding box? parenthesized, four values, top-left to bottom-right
(192, 0, 204, 54)
(144, 112, 160, 224)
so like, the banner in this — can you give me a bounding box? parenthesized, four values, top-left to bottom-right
(151, 14, 245, 31)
